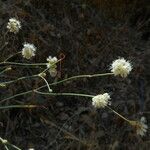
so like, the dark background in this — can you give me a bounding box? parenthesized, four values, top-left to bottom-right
(0, 0, 150, 149)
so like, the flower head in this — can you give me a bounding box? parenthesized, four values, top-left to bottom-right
(22, 43, 36, 59)
(92, 93, 111, 108)
(7, 18, 21, 34)
(46, 56, 58, 68)
(46, 56, 58, 77)
(110, 58, 132, 78)
(130, 117, 148, 137)
(49, 68, 57, 77)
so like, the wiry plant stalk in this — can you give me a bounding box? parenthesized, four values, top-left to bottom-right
(0, 105, 39, 110)
(4, 51, 21, 62)
(106, 105, 131, 123)
(0, 67, 11, 75)
(34, 90, 94, 98)
(0, 61, 46, 66)
(0, 74, 38, 86)
(38, 74, 52, 93)
(0, 137, 21, 150)
(0, 72, 113, 103)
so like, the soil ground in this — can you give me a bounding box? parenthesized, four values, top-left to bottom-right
(0, 0, 150, 149)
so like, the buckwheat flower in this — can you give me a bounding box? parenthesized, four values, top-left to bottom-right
(46, 56, 58, 68)
(92, 93, 111, 108)
(130, 117, 148, 137)
(49, 68, 57, 77)
(46, 56, 58, 77)
(110, 58, 132, 78)
(22, 43, 36, 59)
(7, 18, 21, 34)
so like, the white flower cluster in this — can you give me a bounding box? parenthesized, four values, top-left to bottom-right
(22, 43, 36, 59)
(92, 93, 111, 108)
(5, 17, 149, 139)
(110, 58, 132, 78)
(136, 117, 148, 137)
(7, 18, 21, 34)
(46, 56, 58, 77)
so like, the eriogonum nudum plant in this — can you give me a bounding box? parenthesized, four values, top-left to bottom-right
(7, 18, 21, 34)
(92, 93, 111, 108)
(22, 43, 36, 59)
(110, 58, 132, 77)
(130, 117, 148, 137)
(46, 56, 58, 77)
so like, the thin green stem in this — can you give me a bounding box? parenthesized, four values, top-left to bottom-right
(34, 90, 94, 98)
(38, 75, 52, 92)
(29, 91, 131, 124)
(0, 105, 39, 110)
(40, 68, 49, 74)
(106, 105, 131, 123)
(49, 73, 114, 86)
(4, 51, 21, 62)
(0, 91, 32, 103)
(4, 145, 9, 150)
(0, 68, 11, 75)
(0, 137, 7, 144)
(32, 91, 133, 125)
(1, 75, 38, 85)
(0, 72, 113, 103)
(0, 54, 64, 67)
(7, 143, 21, 150)
(0, 61, 46, 66)
(0, 67, 49, 86)
(0, 137, 21, 150)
